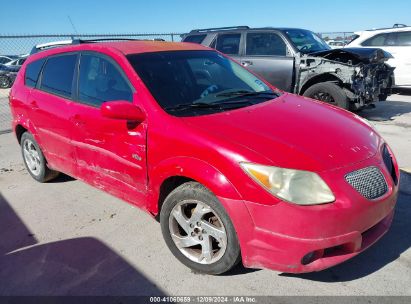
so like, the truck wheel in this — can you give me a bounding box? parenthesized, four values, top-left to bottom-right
(21, 132, 60, 182)
(160, 182, 241, 275)
(303, 82, 350, 110)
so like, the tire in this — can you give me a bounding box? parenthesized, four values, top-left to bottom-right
(378, 93, 388, 101)
(0, 75, 12, 89)
(160, 182, 241, 275)
(303, 82, 350, 110)
(20, 132, 60, 182)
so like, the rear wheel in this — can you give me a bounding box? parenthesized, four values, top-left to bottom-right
(160, 182, 241, 275)
(20, 132, 59, 182)
(303, 82, 350, 110)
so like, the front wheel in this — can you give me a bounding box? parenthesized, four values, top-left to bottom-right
(160, 182, 241, 275)
(378, 93, 388, 101)
(303, 82, 350, 110)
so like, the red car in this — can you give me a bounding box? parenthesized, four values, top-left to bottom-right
(9, 40, 399, 275)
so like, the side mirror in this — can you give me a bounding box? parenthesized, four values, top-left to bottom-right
(100, 101, 145, 122)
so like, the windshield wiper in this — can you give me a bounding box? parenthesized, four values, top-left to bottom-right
(165, 102, 223, 112)
(216, 90, 280, 98)
(166, 100, 257, 112)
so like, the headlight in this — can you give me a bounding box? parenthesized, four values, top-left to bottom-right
(240, 163, 335, 205)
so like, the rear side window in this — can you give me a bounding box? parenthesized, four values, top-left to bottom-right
(78, 54, 133, 107)
(184, 34, 207, 44)
(25, 58, 46, 88)
(246, 32, 287, 56)
(216, 33, 241, 55)
(40, 54, 77, 98)
(362, 33, 389, 46)
(396, 31, 411, 46)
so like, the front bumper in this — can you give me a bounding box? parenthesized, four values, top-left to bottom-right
(241, 207, 395, 273)
(218, 152, 399, 273)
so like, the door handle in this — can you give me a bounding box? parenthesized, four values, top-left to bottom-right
(241, 61, 253, 66)
(30, 100, 39, 109)
(71, 114, 85, 127)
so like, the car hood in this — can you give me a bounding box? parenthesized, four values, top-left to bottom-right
(180, 93, 380, 172)
(309, 47, 393, 64)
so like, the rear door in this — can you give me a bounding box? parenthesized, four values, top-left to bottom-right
(70, 52, 148, 206)
(361, 31, 411, 86)
(29, 53, 78, 174)
(240, 31, 294, 91)
(388, 31, 411, 86)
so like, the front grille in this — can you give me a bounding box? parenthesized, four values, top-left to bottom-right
(382, 144, 397, 184)
(345, 166, 388, 200)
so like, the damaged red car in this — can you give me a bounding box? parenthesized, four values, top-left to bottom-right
(9, 40, 399, 274)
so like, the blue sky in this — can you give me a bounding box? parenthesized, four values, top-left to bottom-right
(1, 0, 410, 34)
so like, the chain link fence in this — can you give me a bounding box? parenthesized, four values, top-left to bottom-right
(0, 33, 184, 133)
(317, 32, 356, 43)
(0, 31, 353, 133)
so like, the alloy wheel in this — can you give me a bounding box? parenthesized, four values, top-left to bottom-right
(23, 139, 42, 176)
(168, 200, 227, 264)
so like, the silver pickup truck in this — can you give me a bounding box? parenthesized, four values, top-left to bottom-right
(182, 26, 394, 110)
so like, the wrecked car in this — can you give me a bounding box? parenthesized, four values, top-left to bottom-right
(183, 26, 394, 110)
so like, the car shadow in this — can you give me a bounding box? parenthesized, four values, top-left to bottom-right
(280, 170, 411, 282)
(0, 193, 38, 255)
(48, 173, 76, 183)
(0, 194, 165, 296)
(358, 99, 411, 122)
(223, 263, 261, 276)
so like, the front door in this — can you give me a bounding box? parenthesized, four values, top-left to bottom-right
(240, 32, 294, 91)
(71, 52, 148, 206)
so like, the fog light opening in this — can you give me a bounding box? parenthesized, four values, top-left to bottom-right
(301, 250, 323, 265)
(301, 251, 315, 265)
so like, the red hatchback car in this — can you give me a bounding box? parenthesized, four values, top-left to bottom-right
(9, 40, 399, 275)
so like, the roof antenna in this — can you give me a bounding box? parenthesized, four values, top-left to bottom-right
(67, 15, 79, 37)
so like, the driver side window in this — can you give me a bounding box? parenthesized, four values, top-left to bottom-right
(78, 53, 133, 107)
(246, 32, 287, 56)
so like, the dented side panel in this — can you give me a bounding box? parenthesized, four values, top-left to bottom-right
(70, 99, 149, 209)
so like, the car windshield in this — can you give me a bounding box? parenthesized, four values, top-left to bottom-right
(284, 29, 331, 54)
(127, 50, 281, 116)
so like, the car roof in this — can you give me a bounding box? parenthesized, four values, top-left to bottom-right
(100, 41, 210, 54)
(29, 40, 211, 61)
(187, 26, 313, 35)
(355, 25, 411, 36)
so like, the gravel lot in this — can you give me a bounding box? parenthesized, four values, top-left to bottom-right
(0, 89, 11, 133)
(0, 92, 410, 296)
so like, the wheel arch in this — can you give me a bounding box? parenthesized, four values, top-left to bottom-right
(13, 118, 40, 145)
(148, 157, 242, 217)
(15, 124, 28, 144)
(299, 73, 343, 95)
